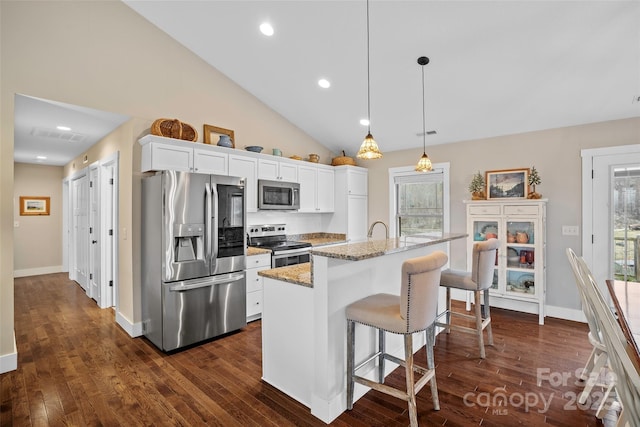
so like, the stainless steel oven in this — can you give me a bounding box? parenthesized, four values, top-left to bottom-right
(271, 247, 311, 268)
(248, 224, 311, 268)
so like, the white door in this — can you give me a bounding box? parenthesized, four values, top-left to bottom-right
(72, 174, 89, 290)
(100, 157, 117, 308)
(89, 165, 101, 303)
(583, 145, 640, 295)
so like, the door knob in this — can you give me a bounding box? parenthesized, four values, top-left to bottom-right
(92, 240, 97, 244)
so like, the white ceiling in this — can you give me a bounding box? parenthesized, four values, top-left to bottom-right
(14, 1, 640, 166)
(14, 94, 129, 166)
(124, 0, 640, 157)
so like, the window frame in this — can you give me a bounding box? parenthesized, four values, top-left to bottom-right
(388, 163, 450, 238)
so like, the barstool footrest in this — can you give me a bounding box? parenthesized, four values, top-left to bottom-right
(352, 357, 435, 402)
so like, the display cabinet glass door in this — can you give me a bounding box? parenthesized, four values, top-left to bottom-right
(505, 220, 536, 296)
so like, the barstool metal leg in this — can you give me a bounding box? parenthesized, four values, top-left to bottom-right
(426, 324, 440, 411)
(404, 334, 418, 427)
(378, 328, 385, 382)
(445, 288, 452, 333)
(347, 320, 355, 410)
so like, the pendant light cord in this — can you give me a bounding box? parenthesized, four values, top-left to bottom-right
(421, 64, 426, 154)
(366, 0, 371, 135)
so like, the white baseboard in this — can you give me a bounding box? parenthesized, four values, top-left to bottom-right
(14, 265, 63, 278)
(545, 305, 586, 323)
(116, 311, 143, 337)
(0, 331, 18, 374)
(449, 293, 586, 323)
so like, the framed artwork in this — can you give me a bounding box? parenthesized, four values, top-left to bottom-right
(486, 168, 530, 199)
(203, 124, 235, 147)
(19, 196, 50, 216)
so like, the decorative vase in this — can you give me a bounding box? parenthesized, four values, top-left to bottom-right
(516, 231, 529, 243)
(527, 185, 541, 199)
(471, 191, 485, 200)
(217, 135, 233, 148)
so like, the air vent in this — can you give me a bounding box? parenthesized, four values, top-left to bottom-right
(31, 127, 87, 143)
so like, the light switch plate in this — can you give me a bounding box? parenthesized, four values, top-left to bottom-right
(562, 225, 579, 236)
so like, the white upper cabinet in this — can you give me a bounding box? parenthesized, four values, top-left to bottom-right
(139, 135, 341, 215)
(229, 155, 258, 213)
(258, 159, 298, 182)
(194, 148, 228, 175)
(347, 168, 368, 196)
(317, 167, 335, 212)
(141, 140, 193, 173)
(298, 165, 334, 213)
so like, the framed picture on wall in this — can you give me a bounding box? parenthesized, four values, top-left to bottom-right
(485, 169, 530, 199)
(19, 196, 50, 216)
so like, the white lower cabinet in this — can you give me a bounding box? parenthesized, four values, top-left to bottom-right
(246, 253, 271, 321)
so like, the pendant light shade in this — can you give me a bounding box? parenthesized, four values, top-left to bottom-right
(357, 133, 383, 159)
(415, 56, 433, 172)
(357, 0, 382, 160)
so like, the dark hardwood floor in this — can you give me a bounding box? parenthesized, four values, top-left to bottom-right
(1, 273, 607, 426)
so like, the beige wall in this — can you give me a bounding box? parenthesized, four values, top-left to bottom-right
(365, 117, 640, 312)
(13, 164, 64, 273)
(0, 0, 334, 359)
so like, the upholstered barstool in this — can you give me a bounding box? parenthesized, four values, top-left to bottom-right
(436, 238, 499, 359)
(346, 251, 448, 427)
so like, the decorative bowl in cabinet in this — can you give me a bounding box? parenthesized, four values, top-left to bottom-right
(245, 146, 263, 153)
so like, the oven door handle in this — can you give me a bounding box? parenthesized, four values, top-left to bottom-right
(272, 247, 311, 257)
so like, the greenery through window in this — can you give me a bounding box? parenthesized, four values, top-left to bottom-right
(393, 168, 446, 237)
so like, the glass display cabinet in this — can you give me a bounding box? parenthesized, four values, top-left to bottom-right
(466, 199, 547, 324)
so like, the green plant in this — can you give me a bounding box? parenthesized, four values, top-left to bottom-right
(468, 171, 485, 193)
(529, 166, 541, 186)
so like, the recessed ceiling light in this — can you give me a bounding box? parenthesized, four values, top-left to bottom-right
(360, 119, 369, 126)
(36, 155, 47, 160)
(318, 79, 331, 89)
(260, 22, 274, 36)
(57, 125, 71, 131)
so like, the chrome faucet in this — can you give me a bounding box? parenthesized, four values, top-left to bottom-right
(367, 221, 389, 239)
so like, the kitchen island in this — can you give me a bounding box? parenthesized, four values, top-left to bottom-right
(259, 233, 466, 423)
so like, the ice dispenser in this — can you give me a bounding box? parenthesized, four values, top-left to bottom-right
(173, 223, 204, 262)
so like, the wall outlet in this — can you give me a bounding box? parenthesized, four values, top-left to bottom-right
(562, 225, 579, 236)
(14, 221, 19, 228)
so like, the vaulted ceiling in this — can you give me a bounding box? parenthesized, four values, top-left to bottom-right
(124, 0, 640, 156)
(14, 1, 640, 166)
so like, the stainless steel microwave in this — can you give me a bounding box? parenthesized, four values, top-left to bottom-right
(258, 179, 300, 210)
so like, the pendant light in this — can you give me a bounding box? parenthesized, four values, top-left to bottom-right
(356, 0, 382, 160)
(415, 56, 433, 172)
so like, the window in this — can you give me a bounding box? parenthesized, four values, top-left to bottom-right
(388, 164, 450, 237)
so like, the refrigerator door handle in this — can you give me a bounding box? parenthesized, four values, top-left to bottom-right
(168, 272, 245, 292)
(205, 182, 213, 262)
(212, 183, 219, 264)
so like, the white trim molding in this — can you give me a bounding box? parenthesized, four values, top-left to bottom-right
(14, 265, 63, 278)
(0, 331, 18, 374)
(116, 311, 143, 337)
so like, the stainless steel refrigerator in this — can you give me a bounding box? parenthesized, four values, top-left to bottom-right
(142, 170, 247, 351)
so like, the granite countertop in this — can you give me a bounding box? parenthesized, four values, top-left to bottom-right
(247, 246, 271, 256)
(258, 262, 313, 288)
(310, 232, 467, 261)
(289, 232, 347, 247)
